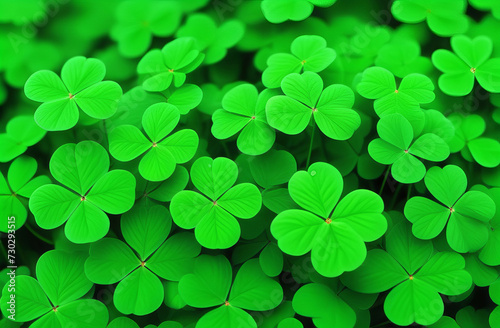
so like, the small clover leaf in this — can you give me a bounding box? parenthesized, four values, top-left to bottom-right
(404, 165, 496, 252)
(160, 84, 203, 115)
(266, 71, 360, 140)
(270, 162, 386, 277)
(212, 84, 276, 155)
(432, 35, 500, 96)
(261, 0, 337, 24)
(0, 250, 109, 328)
(29, 141, 136, 243)
(25, 56, 123, 131)
(262, 35, 336, 88)
(170, 157, 262, 249)
(178, 255, 283, 328)
(108, 317, 140, 328)
(109, 103, 199, 181)
(85, 205, 201, 315)
(0, 156, 50, 232)
(0, 115, 46, 162)
(137, 37, 205, 92)
(375, 39, 433, 78)
(368, 113, 450, 184)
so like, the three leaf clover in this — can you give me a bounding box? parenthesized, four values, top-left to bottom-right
(341, 222, 472, 326)
(178, 255, 283, 328)
(137, 37, 205, 92)
(368, 113, 450, 184)
(0, 156, 50, 232)
(0, 250, 109, 328)
(261, 0, 337, 24)
(271, 162, 386, 277)
(24, 56, 123, 131)
(266, 72, 360, 140)
(212, 84, 276, 155)
(432, 35, 500, 96)
(170, 157, 262, 249)
(262, 35, 336, 88)
(109, 103, 199, 181)
(0, 115, 46, 163)
(404, 165, 495, 253)
(85, 205, 201, 315)
(29, 141, 136, 243)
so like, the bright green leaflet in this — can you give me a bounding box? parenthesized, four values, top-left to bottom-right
(470, 0, 500, 19)
(170, 157, 262, 249)
(404, 165, 495, 252)
(178, 255, 283, 328)
(109, 102, 199, 181)
(212, 84, 276, 155)
(24, 56, 123, 131)
(107, 317, 140, 328)
(270, 162, 386, 277)
(248, 149, 297, 189)
(375, 39, 432, 78)
(368, 113, 450, 184)
(0, 115, 46, 163)
(474, 186, 500, 266)
(266, 72, 360, 140)
(160, 83, 203, 115)
(29, 140, 136, 243)
(261, 0, 337, 24)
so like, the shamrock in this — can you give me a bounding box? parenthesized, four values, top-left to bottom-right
(85, 205, 201, 315)
(170, 157, 262, 249)
(212, 84, 276, 155)
(271, 162, 386, 277)
(110, 0, 182, 58)
(0, 115, 46, 163)
(432, 35, 500, 96)
(404, 165, 495, 252)
(356, 66, 435, 132)
(341, 222, 472, 326)
(374, 39, 433, 78)
(0, 250, 109, 328)
(262, 35, 336, 88)
(266, 72, 360, 140)
(109, 103, 199, 181)
(24, 56, 123, 131)
(29, 141, 136, 243)
(0, 156, 50, 232)
(391, 0, 469, 36)
(261, 0, 337, 24)
(137, 37, 205, 92)
(178, 255, 283, 328)
(176, 13, 245, 65)
(448, 114, 500, 168)
(368, 113, 450, 184)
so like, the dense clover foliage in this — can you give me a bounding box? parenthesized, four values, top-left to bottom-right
(2, 0, 500, 328)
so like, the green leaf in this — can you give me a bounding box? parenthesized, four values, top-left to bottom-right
(64, 201, 110, 243)
(404, 196, 449, 239)
(425, 165, 467, 207)
(391, 153, 426, 184)
(30, 184, 80, 230)
(248, 150, 297, 189)
(86, 170, 136, 214)
(142, 103, 180, 142)
(138, 146, 176, 181)
(468, 138, 500, 168)
(265, 95, 311, 135)
(34, 98, 79, 131)
(195, 205, 241, 249)
(261, 0, 314, 24)
(108, 317, 140, 328)
(56, 299, 109, 328)
(357, 66, 396, 99)
(259, 243, 283, 277)
(195, 306, 257, 328)
(109, 125, 152, 161)
(158, 129, 199, 163)
(61, 56, 105, 94)
(74, 80, 122, 119)
(191, 157, 237, 200)
(281, 71, 323, 107)
(409, 133, 450, 161)
(376, 113, 413, 150)
(170, 190, 212, 229)
(217, 183, 262, 219)
(24, 70, 67, 102)
(0, 115, 46, 162)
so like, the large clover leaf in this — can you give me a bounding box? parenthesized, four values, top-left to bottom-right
(271, 162, 386, 277)
(29, 141, 136, 243)
(0, 115, 46, 163)
(0, 250, 108, 328)
(109, 102, 199, 181)
(404, 165, 495, 252)
(266, 72, 360, 140)
(85, 205, 201, 315)
(178, 255, 283, 328)
(170, 157, 262, 249)
(261, 0, 337, 24)
(24, 56, 123, 131)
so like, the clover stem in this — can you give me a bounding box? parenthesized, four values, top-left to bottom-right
(0, 242, 7, 262)
(389, 183, 403, 209)
(378, 167, 390, 195)
(306, 122, 316, 169)
(25, 222, 54, 245)
(102, 119, 108, 149)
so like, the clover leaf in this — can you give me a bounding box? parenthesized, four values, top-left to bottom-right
(108, 317, 139, 328)
(178, 255, 283, 328)
(261, 0, 337, 24)
(0, 250, 109, 328)
(475, 186, 500, 266)
(137, 37, 205, 92)
(470, 0, 500, 20)
(266, 72, 360, 140)
(85, 205, 201, 315)
(0, 156, 50, 232)
(368, 113, 450, 184)
(404, 165, 496, 252)
(109, 103, 199, 181)
(432, 35, 500, 96)
(29, 140, 136, 243)
(391, 0, 469, 36)
(160, 84, 203, 115)
(375, 39, 433, 78)
(176, 13, 245, 65)
(271, 162, 386, 277)
(262, 35, 336, 88)
(341, 222, 472, 326)
(212, 84, 276, 155)
(357, 66, 435, 132)
(24, 56, 123, 131)
(0, 115, 46, 162)
(111, 0, 182, 58)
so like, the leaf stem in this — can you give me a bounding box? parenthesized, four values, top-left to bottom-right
(25, 222, 54, 245)
(378, 166, 390, 195)
(389, 183, 403, 209)
(102, 119, 109, 148)
(306, 122, 316, 168)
